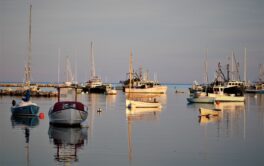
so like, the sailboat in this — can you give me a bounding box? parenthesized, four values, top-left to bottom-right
(11, 1, 39, 116)
(126, 49, 162, 109)
(64, 56, 75, 86)
(83, 41, 106, 93)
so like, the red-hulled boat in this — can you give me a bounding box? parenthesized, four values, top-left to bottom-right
(49, 86, 88, 126)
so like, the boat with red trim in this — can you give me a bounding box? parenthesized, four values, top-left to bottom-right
(49, 86, 88, 126)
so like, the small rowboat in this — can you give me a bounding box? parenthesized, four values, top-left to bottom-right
(199, 107, 221, 117)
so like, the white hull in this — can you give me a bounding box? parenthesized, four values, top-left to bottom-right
(125, 86, 167, 94)
(49, 108, 88, 125)
(199, 107, 221, 116)
(106, 89, 117, 95)
(126, 99, 161, 109)
(208, 93, 245, 102)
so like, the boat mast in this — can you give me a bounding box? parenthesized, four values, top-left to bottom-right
(129, 49, 133, 91)
(233, 51, 241, 81)
(25, 0, 32, 87)
(58, 48, 61, 84)
(90, 41, 96, 78)
(66, 56, 74, 83)
(230, 50, 234, 81)
(204, 48, 208, 84)
(74, 48, 78, 84)
(244, 48, 247, 83)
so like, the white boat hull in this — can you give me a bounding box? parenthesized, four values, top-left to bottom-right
(49, 108, 88, 126)
(208, 93, 245, 102)
(125, 86, 167, 94)
(106, 89, 117, 95)
(126, 99, 161, 109)
(199, 107, 221, 116)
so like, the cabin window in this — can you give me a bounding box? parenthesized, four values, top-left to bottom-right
(63, 103, 76, 109)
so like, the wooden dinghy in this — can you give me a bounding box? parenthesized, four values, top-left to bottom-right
(199, 107, 221, 117)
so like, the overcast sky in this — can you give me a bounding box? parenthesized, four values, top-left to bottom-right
(1, 0, 263, 83)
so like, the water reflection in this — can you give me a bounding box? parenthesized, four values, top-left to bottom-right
(48, 126, 88, 165)
(11, 115, 39, 128)
(198, 102, 246, 139)
(126, 107, 162, 121)
(10, 116, 39, 166)
(126, 107, 162, 162)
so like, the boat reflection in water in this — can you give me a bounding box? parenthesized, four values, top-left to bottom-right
(48, 125, 88, 164)
(199, 102, 246, 138)
(11, 115, 39, 166)
(11, 115, 39, 128)
(126, 107, 162, 161)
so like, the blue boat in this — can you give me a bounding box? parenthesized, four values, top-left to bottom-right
(11, 90, 39, 116)
(187, 96, 215, 103)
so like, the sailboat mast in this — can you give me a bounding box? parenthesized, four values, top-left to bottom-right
(75, 48, 78, 84)
(129, 49, 133, 90)
(90, 41, 96, 78)
(231, 50, 234, 81)
(204, 48, 208, 84)
(244, 48, 247, 82)
(26, 0, 32, 86)
(58, 48, 61, 84)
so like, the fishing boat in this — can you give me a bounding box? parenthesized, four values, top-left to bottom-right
(123, 58, 167, 94)
(49, 86, 88, 126)
(208, 85, 245, 102)
(123, 71, 167, 94)
(199, 107, 221, 116)
(124, 84, 167, 94)
(126, 49, 162, 109)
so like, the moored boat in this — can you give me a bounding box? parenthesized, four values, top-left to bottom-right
(49, 86, 88, 126)
(208, 85, 245, 102)
(187, 96, 215, 103)
(125, 49, 162, 109)
(125, 85, 167, 94)
(105, 85, 117, 95)
(11, 89, 39, 116)
(126, 99, 161, 109)
(199, 107, 221, 116)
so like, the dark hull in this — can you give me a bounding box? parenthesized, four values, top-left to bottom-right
(83, 86, 106, 93)
(11, 105, 39, 116)
(11, 115, 39, 127)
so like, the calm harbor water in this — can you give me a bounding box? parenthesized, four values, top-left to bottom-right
(1, 84, 264, 166)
